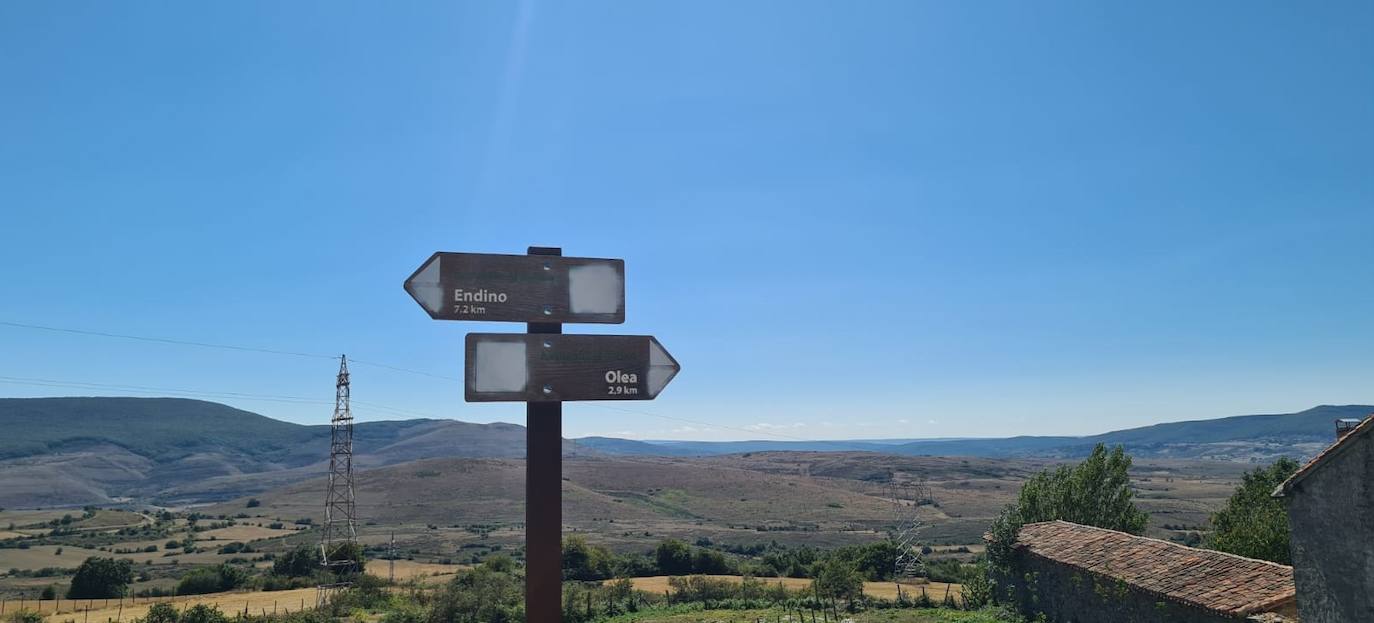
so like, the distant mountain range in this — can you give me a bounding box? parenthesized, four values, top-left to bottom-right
(578, 405, 1368, 461)
(0, 397, 1364, 508)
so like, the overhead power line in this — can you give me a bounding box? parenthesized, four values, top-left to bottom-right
(0, 319, 821, 443)
(0, 320, 461, 381)
(0, 320, 336, 360)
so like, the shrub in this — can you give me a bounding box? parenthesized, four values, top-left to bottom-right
(429, 566, 523, 623)
(245, 499, 261, 508)
(139, 602, 179, 623)
(176, 565, 247, 596)
(5, 611, 42, 623)
(179, 604, 227, 623)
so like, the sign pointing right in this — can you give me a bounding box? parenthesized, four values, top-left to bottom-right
(465, 333, 680, 402)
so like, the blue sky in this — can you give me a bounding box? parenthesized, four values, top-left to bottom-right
(1, 2, 1371, 440)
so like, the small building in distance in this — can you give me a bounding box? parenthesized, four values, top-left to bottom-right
(1273, 414, 1374, 623)
(993, 520, 1296, 622)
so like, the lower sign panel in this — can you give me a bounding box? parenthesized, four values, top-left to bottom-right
(465, 334, 680, 402)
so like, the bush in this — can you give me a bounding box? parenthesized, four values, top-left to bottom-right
(179, 604, 227, 623)
(176, 565, 248, 596)
(139, 602, 179, 623)
(245, 499, 261, 508)
(5, 611, 42, 623)
(667, 575, 735, 606)
(40, 585, 55, 600)
(430, 566, 523, 623)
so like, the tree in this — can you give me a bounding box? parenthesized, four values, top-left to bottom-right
(245, 499, 261, 508)
(68, 557, 134, 599)
(1207, 457, 1299, 564)
(813, 556, 863, 608)
(690, 547, 732, 574)
(272, 543, 320, 577)
(561, 535, 611, 581)
(40, 585, 56, 600)
(988, 444, 1148, 566)
(654, 539, 693, 575)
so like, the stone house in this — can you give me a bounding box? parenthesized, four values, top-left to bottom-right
(994, 520, 1296, 622)
(1273, 414, 1374, 622)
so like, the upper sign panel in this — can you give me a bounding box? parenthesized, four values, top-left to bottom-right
(404, 252, 625, 324)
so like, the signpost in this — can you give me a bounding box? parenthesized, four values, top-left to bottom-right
(404, 251, 625, 324)
(406, 246, 678, 623)
(465, 333, 679, 403)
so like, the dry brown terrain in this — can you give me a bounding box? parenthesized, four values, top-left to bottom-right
(206, 453, 1248, 559)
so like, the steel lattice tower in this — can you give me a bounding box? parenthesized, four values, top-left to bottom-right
(888, 478, 932, 583)
(320, 355, 357, 594)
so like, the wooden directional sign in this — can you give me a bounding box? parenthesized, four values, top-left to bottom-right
(465, 333, 680, 402)
(404, 252, 625, 324)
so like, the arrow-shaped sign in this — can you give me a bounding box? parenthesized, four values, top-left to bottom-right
(405, 252, 625, 324)
(465, 333, 680, 402)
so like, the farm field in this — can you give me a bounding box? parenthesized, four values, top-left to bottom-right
(603, 608, 1008, 622)
(192, 525, 297, 543)
(628, 576, 963, 602)
(20, 587, 321, 623)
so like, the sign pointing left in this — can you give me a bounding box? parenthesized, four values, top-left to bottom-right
(404, 252, 625, 324)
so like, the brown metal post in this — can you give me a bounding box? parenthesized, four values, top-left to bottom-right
(526, 246, 563, 622)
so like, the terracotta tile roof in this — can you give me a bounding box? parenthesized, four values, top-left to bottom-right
(1274, 414, 1374, 496)
(1012, 521, 1295, 616)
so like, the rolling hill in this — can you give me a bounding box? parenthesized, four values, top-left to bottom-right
(577, 405, 1370, 461)
(0, 397, 1363, 507)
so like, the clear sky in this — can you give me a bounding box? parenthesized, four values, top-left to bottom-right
(2, 2, 1371, 441)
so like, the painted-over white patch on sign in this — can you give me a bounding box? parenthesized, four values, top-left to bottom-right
(405, 255, 444, 314)
(472, 339, 528, 393)
(647, 337, 679, 397)
(568, 264, 622, 314)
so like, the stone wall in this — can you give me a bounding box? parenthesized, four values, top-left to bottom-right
(1285, 430, 1374, 623)
(995, 552, 1248, 623)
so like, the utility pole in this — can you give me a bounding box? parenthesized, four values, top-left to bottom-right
(388, 531, 395, 584)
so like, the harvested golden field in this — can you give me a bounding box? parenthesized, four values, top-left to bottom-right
(26, 588, 321, 623)
(193, 525, 296, 542)
(0, 545, 102, 570)
(627, 575, 962, 601)
(368, 560, 466, 582)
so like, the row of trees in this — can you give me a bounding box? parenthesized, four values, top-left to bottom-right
(560, 535, 906, 583)
(61, 541, 367, 599)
